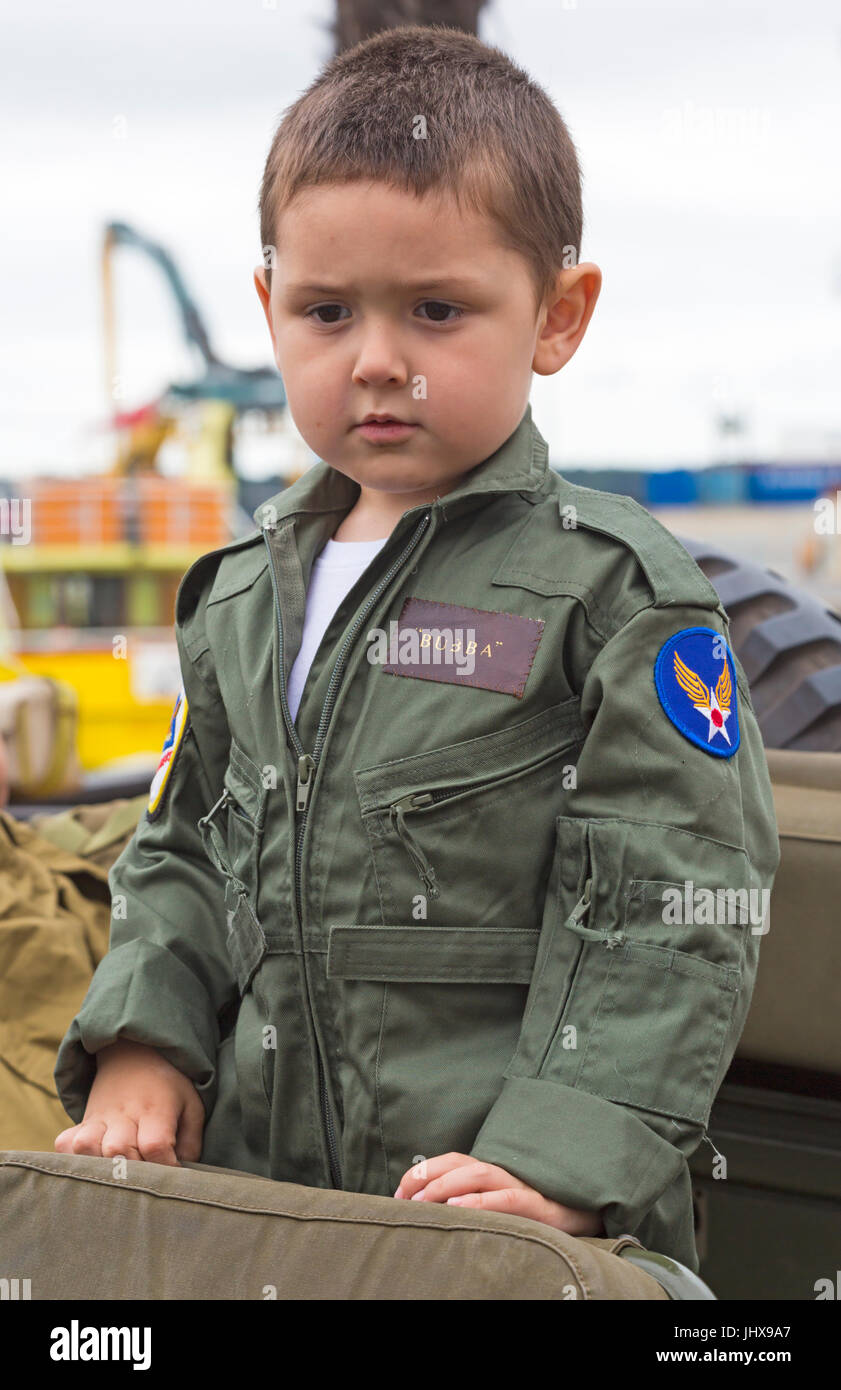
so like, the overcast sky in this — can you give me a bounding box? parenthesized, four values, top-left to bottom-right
(3, 0, 840, 475)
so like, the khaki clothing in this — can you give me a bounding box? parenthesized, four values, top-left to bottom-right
(0, 799, 144, 1149)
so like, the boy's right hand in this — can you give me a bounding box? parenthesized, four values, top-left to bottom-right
(54, 1039, 205, 1166)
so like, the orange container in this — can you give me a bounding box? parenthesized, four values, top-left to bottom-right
(26, 477, 231, 549)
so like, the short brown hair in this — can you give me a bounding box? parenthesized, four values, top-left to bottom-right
(258, 24, 583, 310)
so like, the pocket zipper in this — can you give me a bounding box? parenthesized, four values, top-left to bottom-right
(535, 866, 623, 1077)
(389, 794, 441, 899)
(563, 877, 626, 950)
(385, 754, 566, 903)
(228, 797, 258, 828)
(387, 772, 515, 900)
(199, 788, 260, 900)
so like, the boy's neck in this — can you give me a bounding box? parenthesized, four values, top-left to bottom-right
(332, 482, 451, 542)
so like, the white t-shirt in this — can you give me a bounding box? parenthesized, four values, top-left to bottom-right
(287, 535, 389, 721)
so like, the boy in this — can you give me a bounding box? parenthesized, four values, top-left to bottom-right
(55, 25, 779, 1272)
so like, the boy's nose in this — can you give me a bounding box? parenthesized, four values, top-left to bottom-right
(351, 330, 410, 388)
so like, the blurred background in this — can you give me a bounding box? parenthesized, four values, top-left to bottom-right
(1, 0, 841, 798)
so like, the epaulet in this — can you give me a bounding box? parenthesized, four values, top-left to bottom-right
(175, 528, 267, 650)
(556, 479, 722, 611)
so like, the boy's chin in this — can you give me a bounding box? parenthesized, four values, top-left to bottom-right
(335, 458, 443, 495)
(353, 475, 437, 498)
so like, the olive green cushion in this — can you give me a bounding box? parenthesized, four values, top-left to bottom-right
(737, 750, 841, 1073)
(0, 1150, 668, 1301)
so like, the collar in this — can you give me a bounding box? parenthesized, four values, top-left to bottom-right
(251, 402, 550, 530)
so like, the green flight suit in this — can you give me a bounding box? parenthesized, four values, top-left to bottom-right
(54, 404, 780, 1271)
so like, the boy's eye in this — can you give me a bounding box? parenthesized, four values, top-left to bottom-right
(306, 304, 351, 325)
(415, 301, 463, 323)
(304, 301, 463, 325)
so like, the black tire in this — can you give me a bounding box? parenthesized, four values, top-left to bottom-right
(678, 536, 841, 750)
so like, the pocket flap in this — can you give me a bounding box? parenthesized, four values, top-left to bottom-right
(225, 881, 267, 994)
(354, 698, 583, 812)
(555, 815, 760, 970)
(326, 925, 540, 983)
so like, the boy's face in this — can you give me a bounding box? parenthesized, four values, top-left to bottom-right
(254, 179, 599, 510)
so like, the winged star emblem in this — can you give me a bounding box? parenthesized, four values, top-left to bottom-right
(673, 649, 732, 745)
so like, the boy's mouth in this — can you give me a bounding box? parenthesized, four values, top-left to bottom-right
(356, 414, 417, 443)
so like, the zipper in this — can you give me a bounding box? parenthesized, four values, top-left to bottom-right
(198, 786, 260, 874)
(389, 795, 441, 898)
(382, 751, 570, 902)
(566, 878, 592, 932)
(563, 877, 626, 949)
(534, 857, 624, 1076)
(262, 506, 434, 1189)
(228, 797, 258, 827)
(198, 788, 235, 879)
(536, 933, 587, 1078)
(386, 780, 491, 900)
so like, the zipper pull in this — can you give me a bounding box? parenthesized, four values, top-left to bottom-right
(563, 877, 626, 948)
(202, 787, 231, 823)
(197, 788, 233, 878)
(566, 877, 591, 930)
(296, 753, 316, 812)
(389, 796, 440, 899)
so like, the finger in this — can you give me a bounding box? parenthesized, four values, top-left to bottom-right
(394, 1152, 477, 1199)
(175, 1095, 205, 1163)
(58, 1119, 107, 1157)
(136, 1115, 179, 1166)
(447, 1188, 603, 1235)
(446, 1187, 543, 1218)
(410, 1161, 523, 1205)
(99, 1119, 142, 1163)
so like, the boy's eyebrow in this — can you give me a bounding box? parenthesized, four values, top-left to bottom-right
(283, 276, 487, 296)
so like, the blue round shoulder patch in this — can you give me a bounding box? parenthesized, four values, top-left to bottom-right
(654, 627, 740, 758)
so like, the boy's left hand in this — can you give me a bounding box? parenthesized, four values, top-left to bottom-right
(394, 1152, 606, 1236)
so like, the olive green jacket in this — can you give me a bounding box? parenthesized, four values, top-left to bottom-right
(55, 405, 780, 1271)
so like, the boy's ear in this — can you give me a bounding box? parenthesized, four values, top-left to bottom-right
(532, 262, 602, 377)
(253, 266, 278, 358)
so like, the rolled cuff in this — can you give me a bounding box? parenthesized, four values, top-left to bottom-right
(53, 939, 221, 1126)
(469, 1075, 699, 1272)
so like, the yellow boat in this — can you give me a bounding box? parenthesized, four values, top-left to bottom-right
(0, 468, 236, 773)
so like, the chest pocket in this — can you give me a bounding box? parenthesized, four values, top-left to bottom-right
(198, 739, 268, 993)
(354, 697, 584, 930)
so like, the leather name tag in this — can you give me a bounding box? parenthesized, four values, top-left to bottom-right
(381, 597, 544, 698)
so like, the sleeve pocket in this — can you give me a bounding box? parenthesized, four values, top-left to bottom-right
(555, 934, 740, 1125)
(513, 815, 753, 1126)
